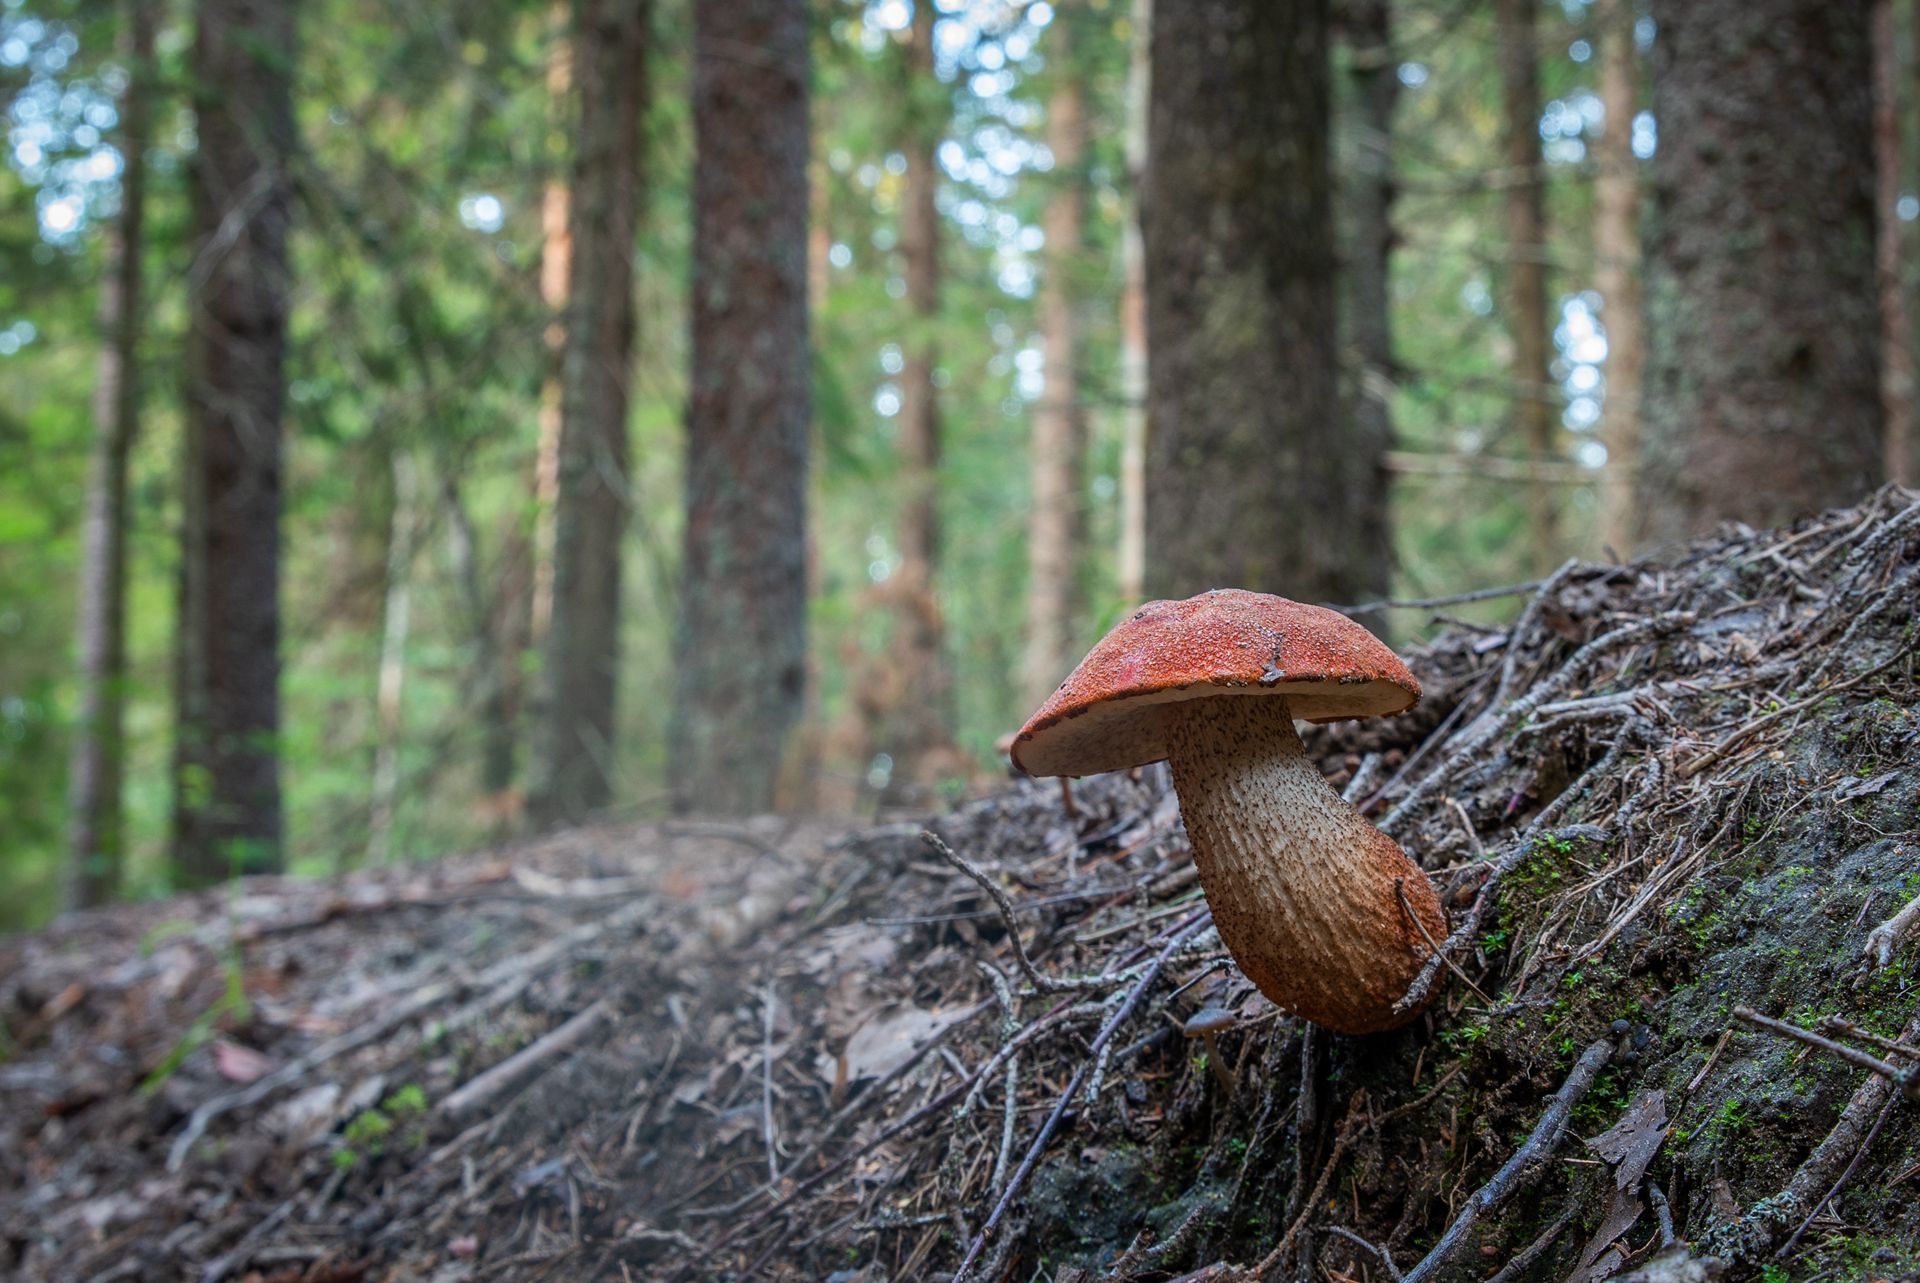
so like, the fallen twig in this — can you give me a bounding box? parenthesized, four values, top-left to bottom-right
(924, 830, 1117, 993)
(1732, 1007, 1920, 1101)
(1400, 1037, 1615, 1283)
(1864, 887, 1920, 969)
(950, 914, 1212, 1282)
(1319, 1226, 1404, 1282)
(440, 999, 611, 1123)
(1710, 998, 1920, 1262)
(168, 897, 652, 1170)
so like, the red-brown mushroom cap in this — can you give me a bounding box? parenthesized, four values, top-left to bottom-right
(1012, 589, 1418, 779)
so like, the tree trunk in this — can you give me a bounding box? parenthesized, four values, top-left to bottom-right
(1875, 0, 1913, 486)
(367, 450, 418, 866)
(530, 3, 572, 648)
(669, 0, 810, 816)
(883, 0, 956, 796)
(1593, 0, 1643, 557)
(1116, 0, 1150, 607)
(1144, 0, 1384, 606)
(1340, 0, 1398, 623)
(1638, 0, 1881, 542)
(1495, 0, 1558, 570)
(1021, 18, 1089, 708)
(173, 0, 296, 885)
(67, 0, 154, 910)
(528, 0, 648, 826)
(437, 475, 524, 826)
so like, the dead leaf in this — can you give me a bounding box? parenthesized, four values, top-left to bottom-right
(818, 1002, 974, 1084)
(213, 1039, 275, 1085)
(1834, 771, 1899, 801)
(1590, 1089, 1668, 1190)
(1568, 1091, 1669, 1283)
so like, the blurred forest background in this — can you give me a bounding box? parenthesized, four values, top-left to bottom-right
(0, 0, 1907, 929)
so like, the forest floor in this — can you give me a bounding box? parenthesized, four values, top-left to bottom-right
(6, 489, 1920, 1283)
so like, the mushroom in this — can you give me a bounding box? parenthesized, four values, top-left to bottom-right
(1011, 589, 1447, 1035)
(1181, 1004, 1239, 1093)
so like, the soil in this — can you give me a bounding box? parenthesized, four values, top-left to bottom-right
(4, 489, 1920, 1283)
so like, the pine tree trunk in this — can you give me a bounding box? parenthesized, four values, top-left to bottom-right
(531, 3, 572, 648)
(669, 0, 810, 815)
(1593, 0, 1643, 557)
(529, 0, 648, 825)
(1495, 0, 1557, 570)
(437, 476, 523, 823)
(367, 451, 418, 866)
(1116, 0, 1150, 607)
(1638, 0, 1881, 542)
(884, 0, 956, 795)
(173, 0, 296, 885)
(1340, 0, 1398, 623)
(1021, 21, 1089, 708)
(67, 0, 153, 910)
(1144, 0, 1384, 606)
(1875, 0, 1913, 486)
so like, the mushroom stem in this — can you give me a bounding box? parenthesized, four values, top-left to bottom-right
(1163, 695, 1447, 1034)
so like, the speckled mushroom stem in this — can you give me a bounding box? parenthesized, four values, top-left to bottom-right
(1163, 695, 1448, 1034)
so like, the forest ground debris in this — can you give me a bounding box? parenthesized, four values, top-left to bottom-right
(6, 489, 1920, 1282)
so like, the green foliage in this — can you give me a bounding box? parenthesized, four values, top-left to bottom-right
(0, 0, 1638, 923)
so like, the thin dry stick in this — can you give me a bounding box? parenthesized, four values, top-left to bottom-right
(1865, 887, 1920, 969)
(1777, 1094, 1899, 1259)
(1817, 1015, 1920, 1061)
(1319, 1226, 1404, 1282)
(1806, 556, 1920, 685)
(1717, 998, 1920, 1263)
(1491, 558, 1583, 707)
(762, 977, 780, 1185)
(1342, 752, 1385, 804)
(1328, 578, 1547, 617)
(1391, 824, 1608, 1016)
(1256, 1117, 1358, 1277)
(923, 831, 1117, 994)
(169, 897, 654, 1170)
(1732, 1007, 1919, 1101)
(1680, 649, 1907, 779)
(1397, 879, 1490, 1006)
(1481, 1209, 1575, 1283)
(1687, 1027, 1735, 1095)
(1383, 612, 1694, 834)
(440, 998, 612, 1123)
(951, 914, 1212, 1283)
(1399, 1038, 1614, 1283)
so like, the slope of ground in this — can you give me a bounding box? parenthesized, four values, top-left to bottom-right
(4, 489, 1920, 1283)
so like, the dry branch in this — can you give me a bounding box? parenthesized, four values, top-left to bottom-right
(1400, 1037, 1615, 1283)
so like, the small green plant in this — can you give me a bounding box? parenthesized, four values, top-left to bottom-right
(335, 1083, 430, 1169)
(139, 929, 251, 1095)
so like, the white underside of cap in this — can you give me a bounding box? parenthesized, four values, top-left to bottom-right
(1014, 679, 1409, 778)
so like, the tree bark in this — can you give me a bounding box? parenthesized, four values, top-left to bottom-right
(437, 474, 524, 825)
(530, 3, 572, 648)
(1116, 0, 1150, 607)
(1875, 0, 1913, 486)
(1593, 0, 1643, 557)
(367, 450, 418, 866)
(67, 0, 154, 910)
(1339, 0, 1398, 625)
(1638, 0, 1881, 543)
(669, 0, 810, 815)
(528, 0, 648, 826)
(1144, 0, 1385, 606)
(1495, 0, 1558, 570)
(883, 0, 956, 795)
(1021, 17, 1089, 708)
(173, 0, 296, 885)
